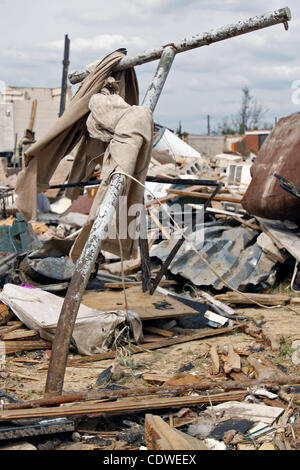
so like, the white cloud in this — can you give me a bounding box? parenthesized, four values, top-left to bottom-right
(44, 34, 146, 53)
(0, 0, 299, 132)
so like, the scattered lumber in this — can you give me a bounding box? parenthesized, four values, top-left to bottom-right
(82, 285, 210, 320)
(148, 208, 171, 239)
(167, 188, 242, 203)
(64, 324, 241, 366)
(164, 373, 204, 386)
(7, 371, 40, 382)
(145, 414, 208, 450)
(0, 391, 248, 421)
(145, 194, 178, 208)
(232, 215, 260, 231)
(214, 292, 290, 306)
(5, 375, 300, 412)
(142, 373, 171, 384)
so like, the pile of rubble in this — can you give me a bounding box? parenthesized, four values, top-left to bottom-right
(0, 6, 299, 452)
(0, 142, 300, 451)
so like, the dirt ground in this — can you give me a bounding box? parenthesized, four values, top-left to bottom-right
(2, 305, 300, 401)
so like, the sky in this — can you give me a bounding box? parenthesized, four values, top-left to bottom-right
(0, 0, 299, 134)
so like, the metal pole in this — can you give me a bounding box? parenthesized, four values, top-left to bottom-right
(45, 47, 177, 397)
(69, 7, 291, 84)
(45, 173, 126, 395)
(59, 34, 71, 117)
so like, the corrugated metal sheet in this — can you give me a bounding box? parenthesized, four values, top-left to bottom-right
(151, 225, 277, 291)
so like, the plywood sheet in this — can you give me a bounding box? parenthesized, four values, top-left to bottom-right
(82, 286, 203, 320)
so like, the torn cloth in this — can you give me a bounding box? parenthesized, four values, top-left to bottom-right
(0, 284, 143, 356)
(15, 50, 139, 220)
(70, 92, 154, 261)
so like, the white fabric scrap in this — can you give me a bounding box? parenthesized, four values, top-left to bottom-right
(0, 284, 143, 356)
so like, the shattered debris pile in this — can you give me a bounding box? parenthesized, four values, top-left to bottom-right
(0, 141, 300, 450)
(0, 6, 299, 451)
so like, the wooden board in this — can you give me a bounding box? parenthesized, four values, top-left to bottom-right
(167, 188, 242, 203)
(214, 292, 290, 306)
(212, 401, 284, 424)
(1, 329, 38, 341)
(209, 345, 220, 375)
(82, 286, 204, 320)
(65, 325, 241, 366)
(145, 414, 208, 450)
(3, 339, 52, 354)
(0, 390, 247, 421)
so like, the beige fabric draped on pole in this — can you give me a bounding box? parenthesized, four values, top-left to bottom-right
(15, 50, 139, 220)
(70, 91, 153, 261)
(15, 49, 154, 261)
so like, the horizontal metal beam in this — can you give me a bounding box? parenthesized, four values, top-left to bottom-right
(69, 7, 291, 84)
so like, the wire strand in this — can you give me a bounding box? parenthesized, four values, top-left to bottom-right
(111, 170, 298, 312)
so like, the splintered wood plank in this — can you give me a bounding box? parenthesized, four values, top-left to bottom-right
(167, 188, 242, 203)
(226, 344, 241, 373)
(2, 330, 38, 341)
(209, 345, 220, 375)
(82, 286, 203, 320)
(143, 374, 171, 384)
(214, 292, 290, 306)
(145, 414, 208, 450)
(0, 391, 247, 421)
(3, 339, 52, 354)
(0, 324, 23, 338)
(65, 325, 241, 366)
(213, 401, 284, 424)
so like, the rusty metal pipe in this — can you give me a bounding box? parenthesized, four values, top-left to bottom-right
(8, 375, 300, 411)
(45, 47, 178, 397)
(45, 173, 126, 396)
(69, 7, 291, 84)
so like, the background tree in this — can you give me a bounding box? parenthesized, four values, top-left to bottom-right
(218, 86, 268, 135)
